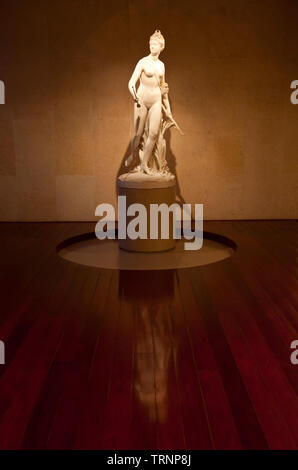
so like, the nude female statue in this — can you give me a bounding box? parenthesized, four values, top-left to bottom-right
(125, 30, 173, 174)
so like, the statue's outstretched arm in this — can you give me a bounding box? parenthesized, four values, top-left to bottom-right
(128, 60, 143, 100)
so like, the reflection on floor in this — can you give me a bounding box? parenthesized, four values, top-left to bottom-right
(121, 271, 175, 427)
(0, 221, 297, 449)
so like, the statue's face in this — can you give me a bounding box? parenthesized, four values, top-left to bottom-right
(150, 39, 162, 55)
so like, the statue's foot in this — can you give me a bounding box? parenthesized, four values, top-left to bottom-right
(140, 163, 152, 175)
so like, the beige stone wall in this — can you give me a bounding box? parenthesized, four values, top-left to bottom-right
(0, 0, 297, 221)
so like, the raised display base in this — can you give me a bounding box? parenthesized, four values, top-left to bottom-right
(117, 172, 176, 252)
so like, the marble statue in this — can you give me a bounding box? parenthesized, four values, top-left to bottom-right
(124, 30, 183, 178)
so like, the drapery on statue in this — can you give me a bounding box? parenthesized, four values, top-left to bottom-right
(124, 30, 183, 177)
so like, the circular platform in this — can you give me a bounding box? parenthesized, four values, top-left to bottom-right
(57, 232, 236, 270)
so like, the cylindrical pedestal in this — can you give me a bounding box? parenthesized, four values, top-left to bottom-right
(117, 173, 176, 252)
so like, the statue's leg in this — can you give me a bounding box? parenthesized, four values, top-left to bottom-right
(125, 103, 148, 167)
(141, 100, 162, 173)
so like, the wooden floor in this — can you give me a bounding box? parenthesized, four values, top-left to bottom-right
(0, 221, 297, 450)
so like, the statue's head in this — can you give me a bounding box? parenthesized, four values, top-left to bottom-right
(149, 30, 165, 53)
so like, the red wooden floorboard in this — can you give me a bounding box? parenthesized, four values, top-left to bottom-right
(177, 271, 243, 449)
(0, 221, 297, 449)
(201, 262, 297, 449)
(98, 289, 134, 450)
(170, 273, 214, 449)
(22, 268, 112, 449)
(186, 268, 269, 449)
(72, 271, 122, 449)
(155, 288, 186, 449)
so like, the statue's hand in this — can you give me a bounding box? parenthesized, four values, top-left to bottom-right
(133, 96, 141, 108)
